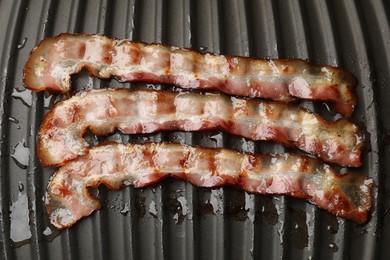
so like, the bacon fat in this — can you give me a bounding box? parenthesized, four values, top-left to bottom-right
(24, 33, 357, 116)
(38, 89, 363, 167)
(45, 143, 373, 229)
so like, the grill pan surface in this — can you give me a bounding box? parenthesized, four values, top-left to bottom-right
(1, 0, 390, 259)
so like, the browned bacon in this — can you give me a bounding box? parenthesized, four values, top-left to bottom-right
(24, 33, 357, 116)
(45, 143, 373, 229)
(38, 89, 363, 167)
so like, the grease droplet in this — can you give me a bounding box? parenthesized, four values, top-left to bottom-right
(43, 226, 52, 236)
(149, 200, 158, 218)
(120, 202, 130, 216)
(245, 192, 255, 222)
(17, 37, 28, 50)
(209, 189, 222, 214)
(44, 92, 59, 109)
(10, 193, 32, 243)
(8, 116, 19, 124)
(329, 243, 338, 252)
(11, 139, 30, 169)
(42, 225, 60, 242)
(172, 196, 190, 224)
(18, 182, 24, 192)
(12, 88, 32, 107)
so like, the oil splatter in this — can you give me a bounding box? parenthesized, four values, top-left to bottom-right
(195, 132, 222, 148)
(17, 37, 28, 50)
(329, 243, 338, 252)
(326, 215, 339, 234)
(149, 200, 158, 218)
(240, 139, 255, 153)
(274, 197, 285, 247)
(11, 139, 30, 169)
(44, 92, 60, 109)
(173, 196, 191, 223)
(199, 200, 215, 215)
(120, 202, 130, 216)
(209, 189, 223, 214)
(43, 227, 52, 236)
(123, 180, 132, 186)
(167, 196, 188, 224)
(18, 182, 24, 192)
(290, 207, 309, 249)
(260, 196, 278, 225)
(12, 88, 32, 107)
(10, 193, 32, 243)
(225, 191, 248, 221)
(178, 196, 190, 218)
(245, 192, 255, 222)
(42, 226, 60, 242)
(8, 116, 19, 124)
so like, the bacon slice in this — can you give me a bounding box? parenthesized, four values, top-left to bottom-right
(45, 143, 373, 229)
(24, 33, 357, 116)
(38, 89, 363, 167)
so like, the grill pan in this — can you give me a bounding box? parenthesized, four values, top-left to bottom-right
(0, 0, 389, 259)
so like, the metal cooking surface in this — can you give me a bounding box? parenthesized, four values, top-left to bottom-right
(0, 0, 389, 259)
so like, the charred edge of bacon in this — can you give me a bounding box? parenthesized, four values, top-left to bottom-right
(45, 142, 373, 229)
(23, 33, 357, 116)
(37, 89, 364, 167)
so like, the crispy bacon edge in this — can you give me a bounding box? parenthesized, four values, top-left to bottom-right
(38, 89, 364, 167)
(24, 33, 357, 116)
(45, 142, 373, 229)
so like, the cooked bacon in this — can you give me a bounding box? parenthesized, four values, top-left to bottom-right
(45, 142, 373, 229)
(38, 89, 363, 167)
(24, 33, 357, 116)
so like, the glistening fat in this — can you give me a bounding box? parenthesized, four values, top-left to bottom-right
(45, 142, 373, 229)
(24, 33, 357, 116)
(38, 89, 363, 167)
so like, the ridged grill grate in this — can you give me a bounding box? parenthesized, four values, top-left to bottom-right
(0, 0, 389, 259)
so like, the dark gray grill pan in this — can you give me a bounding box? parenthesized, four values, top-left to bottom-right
(1, 0, 389, 259)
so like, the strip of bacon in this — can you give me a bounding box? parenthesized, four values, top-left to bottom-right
(45, 143, 373, 229)
(24, 33, 357, 116)
(38, 89, 363, 167)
